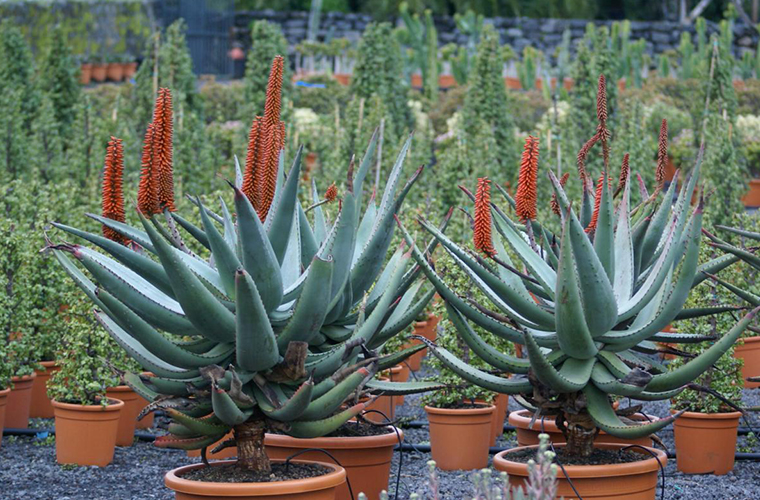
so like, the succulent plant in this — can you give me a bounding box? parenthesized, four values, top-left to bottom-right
(47, 57, 441, 473)
(400, 75, 758, 457)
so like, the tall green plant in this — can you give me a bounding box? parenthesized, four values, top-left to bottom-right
(38, 26, 81, 141)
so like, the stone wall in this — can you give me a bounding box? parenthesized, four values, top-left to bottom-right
(234, 10, 759, 62)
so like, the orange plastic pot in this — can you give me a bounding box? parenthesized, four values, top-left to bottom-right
(491, 394, 509, 444)
(91, 64, 107, 82)
(135, 372, 155, 430)
(6, 373, 36, 428)
(30, 361, 59, 419)
(106, 62, 124, 82)
(673, 410, 741, 475)
(425, 404, 494, 470)
(52, 398, 124, 466)
(80, 63, 92, 84)
(734, 336, 760, 388)
(742, 179, 760, 208)
(361, 394, 396, 424)
(106, 385, 143, 446)
(265, 427, 401, 500)
(0, 388, 9, 449)
(494, 443, 667, 499)
(122, 61, 138, 79)
(389, 365, 409, 405)
(406, 321, 428, 371)
(508, 410, 657, 448)
(165, 459, 346, 500)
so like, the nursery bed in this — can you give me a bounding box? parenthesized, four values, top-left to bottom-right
(4, 389, 760, 500)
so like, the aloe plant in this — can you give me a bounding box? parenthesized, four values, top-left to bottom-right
(400, 76, 758, 457)
(47, 60, 441, 473)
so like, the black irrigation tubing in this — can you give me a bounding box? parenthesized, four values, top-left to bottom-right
(284, 448, 355, 500)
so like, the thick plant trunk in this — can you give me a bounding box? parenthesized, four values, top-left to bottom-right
(558, 412, 597, 458)
(234, 419, 270, 472)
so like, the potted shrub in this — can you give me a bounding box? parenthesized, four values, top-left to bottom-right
(91, 52, 107, 83)
(46, 296, 125, 466)
(50, 57, 440, 499)
(106, 54, 124, 82)
(401, 75, 757, 499)
(122, 53, 138, 80)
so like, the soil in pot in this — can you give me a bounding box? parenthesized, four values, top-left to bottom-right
(265, 422, 401, 500)
(52, 398, 124, 467)
(30, 361, 59, 419)
(509, 409, 657, 448)
(734, 336, 760, 389)
(425, 403, 494, 470)
(0, 388, 9, 449)
(494, 443, 667, 499)
(165, 459, 346, 500)
(673, 410, 741, 475)
(6, 373, 36, 428)
(106, 385, 143, 446)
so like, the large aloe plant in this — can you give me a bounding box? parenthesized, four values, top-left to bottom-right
(400, 76, 758, 457)
(47, 59, 441, 473)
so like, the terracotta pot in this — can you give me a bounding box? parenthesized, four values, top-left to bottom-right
(187, 431, 237, 460)
(0, 388, 9, 449)
(106, 62, 124, 82)
(509, 410, 657, 448)
(333, 74, 350, 86)
(425, 404, 494, 470)
(411, 74, 423, 87)
(494, 443, 667, 499)
(106, 385, 143, 446)
(743, 179, 760, 208)
(362, 393, 396, 424)
(389, 364, 409, 405)
(6, 373, 36, 428)
(30, 361, 59, 419)
(734, 336, 760, 388)
(52, 398, 124, 466)
(80, 63, 92, 85)
(439, 74, 456, 88)
(265, 427, 401, 500)
(122, 61, 138, 79)
(165, 459, 346, 500)
(491, 394, 509, 444)
(136, 372, 155, 429)
(91, 63, 107, 82)
(673, 410, 741, 475)
(406, 321, 428, 371)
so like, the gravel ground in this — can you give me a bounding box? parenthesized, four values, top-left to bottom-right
(3, 377, 760, 500)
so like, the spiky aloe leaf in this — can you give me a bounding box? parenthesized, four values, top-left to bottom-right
(365, 379, 447, 395)
(234, 185, 283, 313)
(154, 433, 226, 450)
(299, 367, 373, 421)
(594, 170, 615, 279)
(171, 212, 210, 250)
(267, 147, 303, 264)
(139, 212, 236, 343)
(693, 254, 739, 287)
(377, 344, 426, 370)
(211, 385, 252, 427)
(524, 330, 593, 392)
(234, 269, 280, 372)
(198, 198, 240, 299)
(166, 408, 229, 436)
(255, 378, 314, 421)
(288, 402, 370, 438)
(590, 363, 649, 397)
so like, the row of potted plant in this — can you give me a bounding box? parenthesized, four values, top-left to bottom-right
(80, 59, 138, 85)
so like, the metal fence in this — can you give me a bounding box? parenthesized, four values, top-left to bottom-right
(154, 0, 234, 76)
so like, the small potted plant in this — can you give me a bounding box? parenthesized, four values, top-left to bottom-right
(106, 54, 124, 82)
(46, 296, 125, 467)
(401, 75, 757, 499)
(91, 49, 108, 83)
(122, 53, 138, 80)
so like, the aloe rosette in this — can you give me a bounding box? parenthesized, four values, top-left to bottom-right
(48, 105, 442, 472)
(399, 80, 758, 456)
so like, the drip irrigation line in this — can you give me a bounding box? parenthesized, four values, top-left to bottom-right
(284, 448, 355, 500)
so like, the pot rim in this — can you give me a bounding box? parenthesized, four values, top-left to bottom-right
(670, 409, 743, 420)
(737, 335, 760, 345)
(494, 443, 667, 478)
(105, 385, 135, 393)
(264, 426, 403, 450)
(0, 387, 10, 397)
(165, 459, 346, 495)
(424, 404, 495, 415)
(52, 398, 125, 412)
(509, 409, 659, 429)
(38, 360, 59, 368)
(11, 373, 37, 383)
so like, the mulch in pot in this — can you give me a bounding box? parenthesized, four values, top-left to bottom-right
(504, 447, 648, 466)
(180, 462, 331, 483)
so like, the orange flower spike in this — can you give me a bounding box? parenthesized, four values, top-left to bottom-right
(242, 116, 263, 209)
(256, 57, 287, 220)
(258, 122, 285, 220)
(102, 137, 129, 244)
(586, 173, 606, 233)
(137, 123, 159, 216)
(474, 177, 496, 258)
(152, 88, 175, 212)
(516, 136, 539, 222)
(263, 56, 284, 130)
(551, 172, 570, 216)
(655, 119, 668, 192)
(324, 182, 338, 203)
(617, 153, 630, 193)
(596, 75, 608, 133)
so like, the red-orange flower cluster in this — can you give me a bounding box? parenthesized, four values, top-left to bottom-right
(473, 177, 496, 258)
(516, 136, 539, 222)
(551, 173, 570, 216)
(617, 153, 630, 194)
(324, 182, 337, 203)
(102, 136, 129, 245)
(586, 173, 606, 233)
(242, 56, 286, 221)
(655, 119, 668, 192)
(577, 75, 610, 181)
(137, 88, 174, 216)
